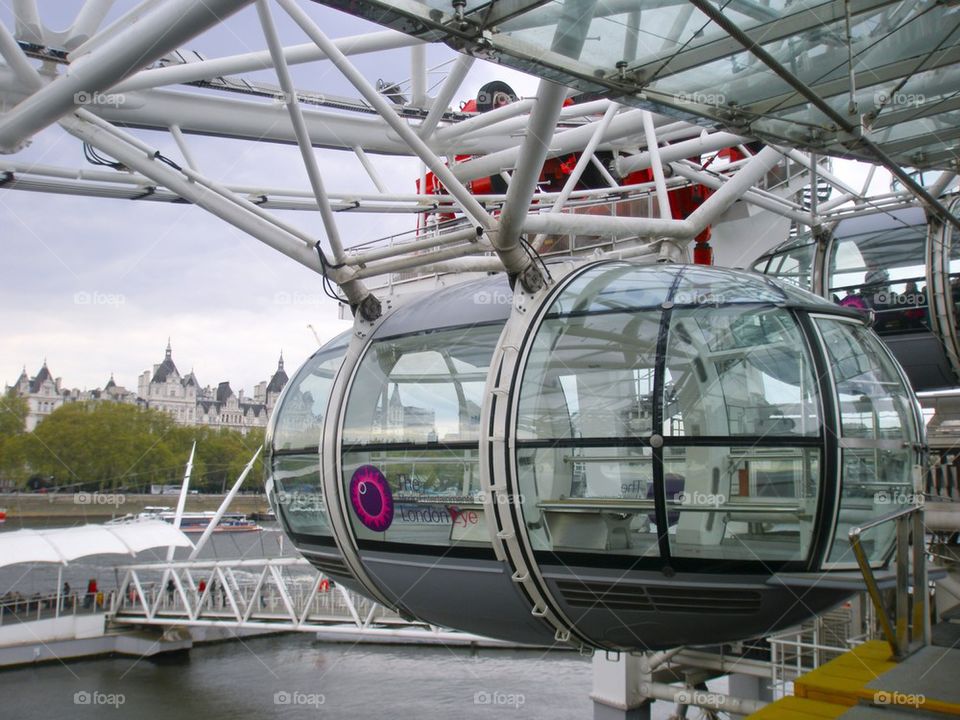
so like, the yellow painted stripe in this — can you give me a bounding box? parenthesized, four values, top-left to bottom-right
(751, 641, 960, 718)
(747, 696, 848, 719)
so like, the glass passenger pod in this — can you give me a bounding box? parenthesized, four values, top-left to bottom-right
(756, 206, 960, 390)
(506, 262, 922, 647)
(265, 331, 352, 580)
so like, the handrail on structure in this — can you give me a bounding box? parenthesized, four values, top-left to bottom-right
(849, 505, 930, 660)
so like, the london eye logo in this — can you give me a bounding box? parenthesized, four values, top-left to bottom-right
(349, 465, 394, 532)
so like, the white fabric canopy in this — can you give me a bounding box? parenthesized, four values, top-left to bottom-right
(0, 520, 193, 567)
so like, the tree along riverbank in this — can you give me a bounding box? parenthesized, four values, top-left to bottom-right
(0, 493, 269, 520)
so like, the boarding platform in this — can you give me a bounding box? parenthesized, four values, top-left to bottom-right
(749, 638, 960, 719)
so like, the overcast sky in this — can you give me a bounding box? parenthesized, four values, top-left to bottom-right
(0, 1, 539, 395)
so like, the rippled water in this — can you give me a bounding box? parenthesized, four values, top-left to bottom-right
(0, 636, 597, 719)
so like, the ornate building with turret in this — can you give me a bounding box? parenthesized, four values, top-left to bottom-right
(9, 361, 65, 431)
(8, 341, 288, 434)
(136, 341, 287, 434)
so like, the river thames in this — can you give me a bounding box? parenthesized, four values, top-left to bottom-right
(0, 635, 597, 719)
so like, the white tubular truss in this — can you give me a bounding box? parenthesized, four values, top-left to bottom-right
(0, 0, 951, 299)
(110, 556, 512, 645)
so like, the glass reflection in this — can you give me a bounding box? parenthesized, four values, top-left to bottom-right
(272, 455, 331, 537)
(755, 237, 816, 291)
(272, 335, 348, 451)
(343, 324, 502, 445)
(664, 306, 821, 437)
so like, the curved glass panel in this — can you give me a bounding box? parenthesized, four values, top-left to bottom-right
(516, 264, 827, 563)
(272, 454, 330, 537)
(267, 335, 349, 540)
(548, 262, 681, 315)
(827, 222, 930, 333)
(664, 446, 820, 562)
(272, 334, 349, 451)
(518, 310, 661, 442)
(948, 222, 960, 341)
(664, 306, 821, 437)
(341, 323, 504, 547)
(662, 305, 822, 561)
(343, 324, 501, 445)
(672, 267, 785, 305)
(758, 239, 817, 291)
(517, 445, 661, 557)
(816, 317, 920, 567)
(517, 292, 663, 558)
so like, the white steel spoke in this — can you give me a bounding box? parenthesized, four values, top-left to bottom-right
(277, 0, 496, 232)
(0, 0, 255, 153)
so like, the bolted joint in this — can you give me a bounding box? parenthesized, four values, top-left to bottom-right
(657, 239, 685, 264)
(355, 293, 382, 321)
(518, 263, 544, 294)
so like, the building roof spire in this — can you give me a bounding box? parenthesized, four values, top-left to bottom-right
(265, 350, 289, 395)
(165, 337, 172, 360)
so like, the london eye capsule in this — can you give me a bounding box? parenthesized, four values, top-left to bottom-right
(265, 261, 923, 651)
(753, 201, 960, 391)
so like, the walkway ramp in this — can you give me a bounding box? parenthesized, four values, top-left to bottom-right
(749, 639, 960, 719)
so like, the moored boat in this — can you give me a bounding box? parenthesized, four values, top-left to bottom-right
(137, 506, 261, 533)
